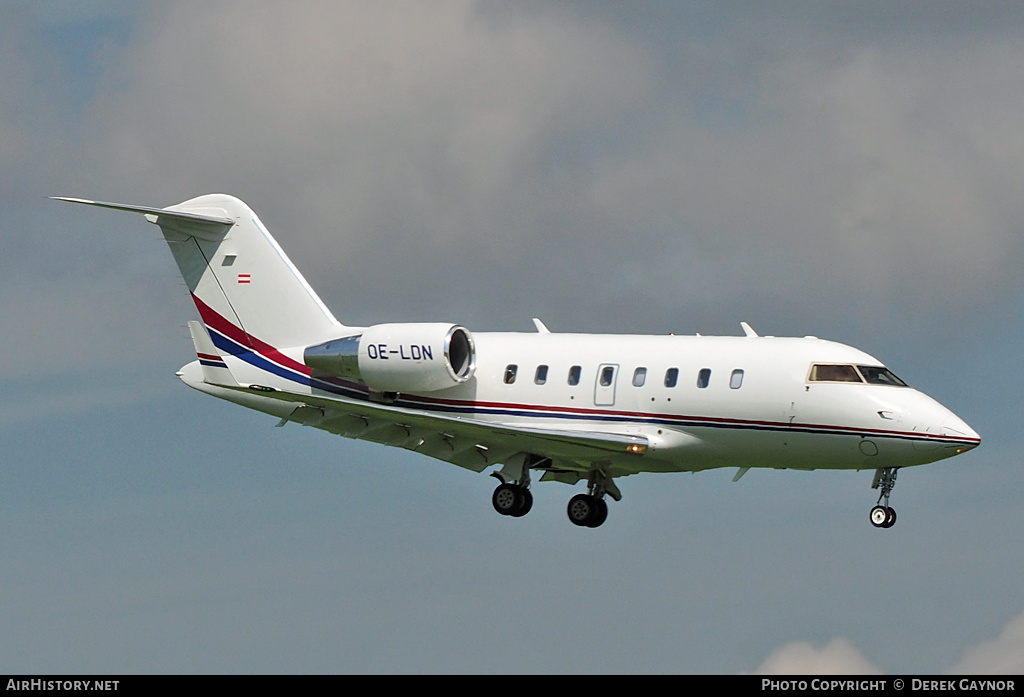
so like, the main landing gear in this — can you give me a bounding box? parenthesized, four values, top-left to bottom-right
(566, 470, 613, 528)
(491, 482, 533, 518)
(870, 467, 899, 528)
(490, 480, 609, 527)
(490, 463, 614, 528)
(567, 493, 608, 528)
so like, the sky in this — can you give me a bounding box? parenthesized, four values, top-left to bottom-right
(1, 0, 1022, 674)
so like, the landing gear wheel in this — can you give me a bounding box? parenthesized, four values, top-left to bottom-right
(883, 507, 896, 528)
(588, 498, 608, 528)
(510, 488, 533, 518)
(870, 505, 897, 528)
(492, 483, 532, 517)
(567, 494, 607, 528)
(492, 483, 519, 516)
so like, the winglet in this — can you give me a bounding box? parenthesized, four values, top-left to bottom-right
(740, 322, 759, 338)
(187, 320, 239, 387)
(532, 318, 551, 334)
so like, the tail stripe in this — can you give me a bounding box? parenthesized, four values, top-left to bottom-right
(191, 293, 312, 377)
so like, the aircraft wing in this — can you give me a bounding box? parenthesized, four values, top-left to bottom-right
(217, 381, 648, 474)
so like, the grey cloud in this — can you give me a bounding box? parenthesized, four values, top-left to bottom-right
(63, 1, 655, 329)
(7, 0, 1024, 377)
(57, 2, 1024, 340)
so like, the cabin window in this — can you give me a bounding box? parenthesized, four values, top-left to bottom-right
(534, 365, 549, 385)
(857, 366, 909, 387)
(730, 369, 745, 389)
(567, 365, 582, 386)
(664, 368, 679, 388)
(504, 365, 518, 384)
(696, 368, 711, 388)
(809, 364, 863, 383)
(599, 365, 615, 387)
(632, 367, 647, 387)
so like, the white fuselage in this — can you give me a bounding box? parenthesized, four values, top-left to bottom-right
(186, 330, 980, 479)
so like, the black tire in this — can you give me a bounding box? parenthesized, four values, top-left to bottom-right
(587, 498, 608, 528)
(883, 507, 897, 528)
(870, 505, 889, 528)
(567, 493, 596, 526)
(492, 483, 520, 516)
(510, 488, 533, 517)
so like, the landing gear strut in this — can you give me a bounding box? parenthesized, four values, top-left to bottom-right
(870, 467, 899, 528)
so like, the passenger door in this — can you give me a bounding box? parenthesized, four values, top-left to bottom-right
(594, 364, 618, 406)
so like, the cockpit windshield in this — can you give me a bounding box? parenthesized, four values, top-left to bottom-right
(856, 365, 908, 386)
(808, 364, 909, 387)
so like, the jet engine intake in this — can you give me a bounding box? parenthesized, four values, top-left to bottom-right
(304, 323, 476, 393)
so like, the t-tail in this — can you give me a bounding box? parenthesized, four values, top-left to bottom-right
(53, 194, 344, 353)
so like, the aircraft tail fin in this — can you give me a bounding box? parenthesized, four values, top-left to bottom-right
(54, 194, 344, 352)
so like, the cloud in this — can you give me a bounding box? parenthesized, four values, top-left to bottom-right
(12, 1, 1024, 381)
(61, 1, 658, 326)
(753, 638, 883, 675)
(753, 608, 1024, 675)
(947, 609, 1024, 674)
(52, 1, 1024, 336)
(588, 40, 1024, 328)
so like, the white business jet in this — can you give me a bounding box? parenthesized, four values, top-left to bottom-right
(55, 194, 980, 528)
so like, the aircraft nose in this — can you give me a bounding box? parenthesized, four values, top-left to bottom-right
(942, 413, 981, 451)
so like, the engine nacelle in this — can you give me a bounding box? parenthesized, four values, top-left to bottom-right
(304, 323, 476, 393)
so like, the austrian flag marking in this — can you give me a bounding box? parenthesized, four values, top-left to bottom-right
(238, 273, 251, 284)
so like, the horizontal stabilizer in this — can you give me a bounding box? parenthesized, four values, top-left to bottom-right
(51, 196, 235, 241)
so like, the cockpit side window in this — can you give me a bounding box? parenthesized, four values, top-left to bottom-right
(857, 365, 909, 387)
(808, 364, 863, 383)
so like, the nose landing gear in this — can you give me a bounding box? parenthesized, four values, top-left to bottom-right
(870, 467, 899, 528)
(870, 504, 896, 528)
